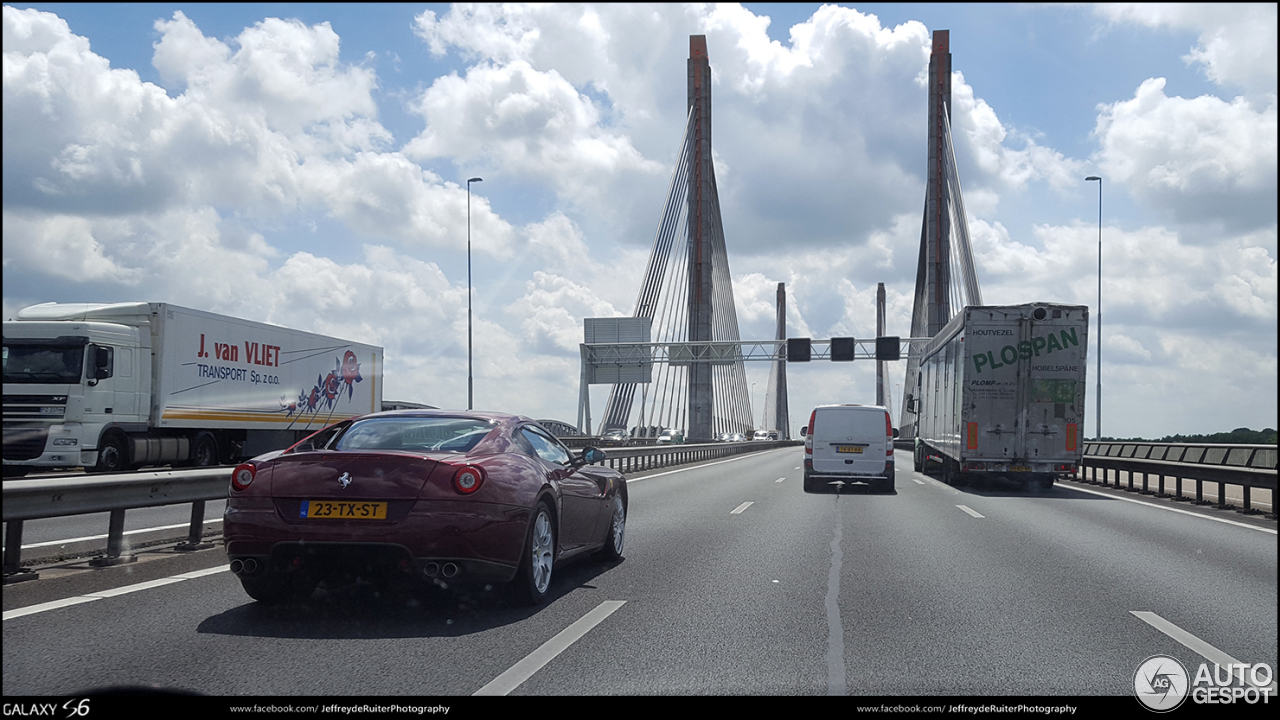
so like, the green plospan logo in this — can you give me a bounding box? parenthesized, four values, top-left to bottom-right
(973, 328, 1079, 374)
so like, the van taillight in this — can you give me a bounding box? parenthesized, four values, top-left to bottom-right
(885, 412, 894, 455)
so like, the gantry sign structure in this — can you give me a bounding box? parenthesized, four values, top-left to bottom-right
(577, 333, 927, 439)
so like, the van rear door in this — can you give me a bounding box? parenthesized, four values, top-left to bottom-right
(811, 406, 888, 477)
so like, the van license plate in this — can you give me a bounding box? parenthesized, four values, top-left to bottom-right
(837, 446, 864, 453)
(1010, 465, 1031, 472)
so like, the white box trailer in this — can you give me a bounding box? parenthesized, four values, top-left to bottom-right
(3, 302, 382, 475)
(905, 303, 1088, 489)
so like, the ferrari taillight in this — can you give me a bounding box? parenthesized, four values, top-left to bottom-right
(231, 463, 256, 492)
(452, 465, 486, 495)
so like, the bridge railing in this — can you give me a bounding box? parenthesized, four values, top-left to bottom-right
(2, 441, 799, 582)
(1078, 442, 1276, 515)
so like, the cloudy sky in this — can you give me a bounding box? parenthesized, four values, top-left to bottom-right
(3, 3, 1276, 439)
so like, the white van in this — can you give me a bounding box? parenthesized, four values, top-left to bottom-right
(802, 404, 897, 493)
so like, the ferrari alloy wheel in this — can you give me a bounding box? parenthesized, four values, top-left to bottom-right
(516, 502, 556, 604)
(596, 495, 626, 561)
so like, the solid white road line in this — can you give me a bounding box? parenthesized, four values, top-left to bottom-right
(731, 502, 754, 515)
(21, 519, 223, 550)
(473, 600, 626, 696)
(1131, 611, 1278, 692)
(911, 478, 926, 485)
(956, 505, 985, 518)
(3, 566, 230, 621)
(1062, 484, 1277, 535)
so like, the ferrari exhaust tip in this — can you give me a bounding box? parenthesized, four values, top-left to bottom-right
(423, 562, 440, 578)
(229, 559, 243, 574)
(442, 563, 459, 578)
(242, 558, 258, 574)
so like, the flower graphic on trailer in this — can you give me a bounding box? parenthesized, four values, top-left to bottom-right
(282, 351, 365, 426)
(340, 351, 363, 399)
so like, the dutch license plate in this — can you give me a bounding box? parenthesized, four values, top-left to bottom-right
(1010, 465, 1031, 472)
(301, 500, 387, 520)
(837, 446, 864, 453)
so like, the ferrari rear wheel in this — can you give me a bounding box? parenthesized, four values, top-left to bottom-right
(595, 495, 626, 561)
(514, 502, 556, 605)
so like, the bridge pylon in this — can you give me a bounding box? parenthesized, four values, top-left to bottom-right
(900, 30, 983, 439)
(596, 35, 752, 442)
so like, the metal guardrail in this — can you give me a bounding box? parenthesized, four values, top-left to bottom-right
(1078, 442, 1277, 515)
(2, 441, 799, 582)
(595, 440, 796, 473)
(3, 467, 229, 581)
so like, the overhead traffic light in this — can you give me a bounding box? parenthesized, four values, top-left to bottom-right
(876, 336, 901, 361)
(787, 338, 811, 362)
(830, 337, 856, 362)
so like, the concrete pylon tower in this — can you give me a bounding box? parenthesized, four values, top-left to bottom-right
(687, 35, 715, 441)
(901, 29, 953, 439)
(924, 29, 952, 336)
(876, 282, 886, 407)
(763, 282, 790, 439)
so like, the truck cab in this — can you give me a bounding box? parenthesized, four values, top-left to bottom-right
(3, 318, 148, 475)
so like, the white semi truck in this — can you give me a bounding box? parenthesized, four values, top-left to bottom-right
(3, 302, 382, 476)
(905, 303, 1089, 489)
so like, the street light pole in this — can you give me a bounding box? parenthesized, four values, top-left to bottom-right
(467, 177, 482, 410)
(751, 382, 757, 431)
(1085, 175, 1102, 440)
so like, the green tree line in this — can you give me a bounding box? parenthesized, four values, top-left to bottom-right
(1101, 427, 1278, 444)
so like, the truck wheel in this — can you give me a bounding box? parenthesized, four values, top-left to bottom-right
(192, 433, 219, 467)
(1037, 475, 1054, 490)
(913, 446, 923, 473)
(87, 433, 128, 474)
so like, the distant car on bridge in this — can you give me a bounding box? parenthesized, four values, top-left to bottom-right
(600, 427, 630, 447)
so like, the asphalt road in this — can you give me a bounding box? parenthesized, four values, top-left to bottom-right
(3, 448, 1276, 699)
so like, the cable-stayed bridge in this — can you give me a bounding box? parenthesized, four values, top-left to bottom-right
(577, 31, 980, 443)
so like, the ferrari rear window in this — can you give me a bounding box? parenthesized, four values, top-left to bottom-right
(333, 417, 495, 453)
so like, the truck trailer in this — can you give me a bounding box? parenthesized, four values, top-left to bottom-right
(905, 303, 1089, 489)
(3, 302, 382, 475)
